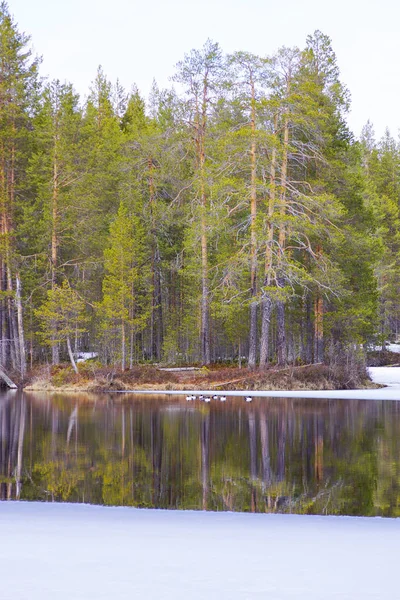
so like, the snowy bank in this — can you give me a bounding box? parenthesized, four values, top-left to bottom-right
(0, 502, 398, 599)
(368, 366, 400, 388)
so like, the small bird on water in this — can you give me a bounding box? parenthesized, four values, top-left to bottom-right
(245, 396, 252, 402)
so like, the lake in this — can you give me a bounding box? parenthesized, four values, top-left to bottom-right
(1, 389, 400, 517)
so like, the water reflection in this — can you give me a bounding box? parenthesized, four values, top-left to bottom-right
(1, 391, 400, 516)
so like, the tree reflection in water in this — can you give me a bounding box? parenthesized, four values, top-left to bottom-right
(1, 391, 400, 516)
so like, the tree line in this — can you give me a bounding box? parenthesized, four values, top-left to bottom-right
(0, 2, 397, 374)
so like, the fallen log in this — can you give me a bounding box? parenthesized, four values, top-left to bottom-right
(157, 367, 201, 372)
(0, 367, 17, 389)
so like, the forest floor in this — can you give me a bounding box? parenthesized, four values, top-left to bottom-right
(24, 361, 379, 392)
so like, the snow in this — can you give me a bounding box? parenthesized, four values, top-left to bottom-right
(110, 367, 400, 401)
(0, 502, 399, 600)
(373, 343, 400, 353)
(76, 352, 98, 363)
(387, 343, 400, 353)
(368, 366, 400, 388)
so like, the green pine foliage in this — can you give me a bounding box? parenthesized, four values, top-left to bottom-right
(0, 2, 397, 371)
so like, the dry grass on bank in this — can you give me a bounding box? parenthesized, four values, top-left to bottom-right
(366, 350, 400, 367)
(24, 360, 377, 392)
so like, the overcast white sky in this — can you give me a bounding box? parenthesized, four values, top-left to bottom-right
(9, 0, 400, 139)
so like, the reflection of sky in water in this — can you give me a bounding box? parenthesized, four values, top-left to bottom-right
(1, 391, 400, 517)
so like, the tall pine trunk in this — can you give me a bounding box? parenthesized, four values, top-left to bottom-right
(148, 157, 163, 360)
(314, 296, 324, 362)
(15, 273, 26, 378)
(260, 114, 278, 367)
(51, 143, 60, 365)
(248, 77, 258, 369)
(199, 85, 210, 365)
(276, 113, 289, 366)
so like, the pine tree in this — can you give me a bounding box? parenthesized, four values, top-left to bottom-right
(26, 80, 83, 364)
(0, 1, 39, 373)
(100, 200, 150, 369)
(173, 40, 225, 364)
(35, 280, 87, 373)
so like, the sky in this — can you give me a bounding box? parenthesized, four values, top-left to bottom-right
(8, 0, 400, 140)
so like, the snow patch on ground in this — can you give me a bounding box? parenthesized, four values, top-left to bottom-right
(373, 343, 400, 353)
(76, 352, 98, 363)
(0, 502, 399, 600)
(368, 366, 400, 388)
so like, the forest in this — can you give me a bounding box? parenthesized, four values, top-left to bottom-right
(0, 2, 398, 378)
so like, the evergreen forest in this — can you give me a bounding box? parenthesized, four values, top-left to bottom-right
(1, 2, 398, 376)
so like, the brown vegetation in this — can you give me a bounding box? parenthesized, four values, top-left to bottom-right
(24, 359, 375, 392)
(366, 350, 400, 367)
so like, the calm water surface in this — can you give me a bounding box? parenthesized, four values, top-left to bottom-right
(1, 391, 400, 516)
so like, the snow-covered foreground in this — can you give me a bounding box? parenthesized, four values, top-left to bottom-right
(0, 502, 399, 600)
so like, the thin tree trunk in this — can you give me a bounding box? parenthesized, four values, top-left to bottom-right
(15, 273, 26, 378)
(154, 245, 163, 360)
(260, 296, 273, 367)
(314, 244, 324, 363)
(9, 138, 20, 371)
(276, 298, 286, 366)
(66, 336, 78, 374)
(51, 147, 59, 365)
(260, 114, 278, 367)
(7, 268, 19, 371)
(199, 83, 210, 365)
(148, 157, 164, 361)
(121, 321, 126, 370)
(276, 113, 289, 366)
(129, 327, 134, 369)
(314, 296, 324, 363)
(248, 76, 258, 369)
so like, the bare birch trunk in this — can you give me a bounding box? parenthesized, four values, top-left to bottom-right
(66, 336, 78, 374)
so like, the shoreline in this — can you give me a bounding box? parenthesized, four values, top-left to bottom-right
(22, 362, 378, 394)
(23, 386, 400, 401)
(24, 381, 381, 393)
